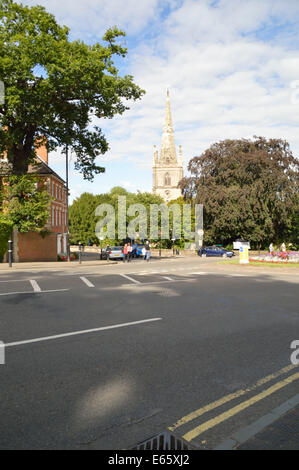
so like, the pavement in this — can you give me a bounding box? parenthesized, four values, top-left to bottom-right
(0, 256, 298, 450)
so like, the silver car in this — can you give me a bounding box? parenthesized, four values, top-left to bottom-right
(107, 246, 124, 260)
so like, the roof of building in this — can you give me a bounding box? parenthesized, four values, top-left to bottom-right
(0, 155, 65, 184)
(28, 156, 65, 184)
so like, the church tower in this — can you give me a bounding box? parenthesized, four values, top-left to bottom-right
(153, 90, 183, 202)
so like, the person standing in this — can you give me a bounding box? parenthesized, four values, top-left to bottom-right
(127, 243, 133, 262)
(145, 241, 151, 262)
(123, 244, 128, 262)
(280, 242, 286, 252)
(269, 243, 274, 254)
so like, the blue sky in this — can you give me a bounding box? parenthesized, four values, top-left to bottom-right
(22, 0, 299, 202)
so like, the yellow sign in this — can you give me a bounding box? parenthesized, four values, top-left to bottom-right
(240, 246, 249, 264)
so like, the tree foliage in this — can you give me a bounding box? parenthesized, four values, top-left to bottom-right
(0, 0, 145, 179)
(0, 213, 13, 260)
(1, 174, 51, 232)
(179, 137, 299, 248)
(69, 188, 164, 245)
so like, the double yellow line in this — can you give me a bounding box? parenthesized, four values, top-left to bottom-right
(168, 364, 299, 442)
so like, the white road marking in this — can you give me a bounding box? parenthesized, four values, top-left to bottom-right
(191, 272, 209, 275)
(119, 273, 141, 284)
(30, 280, 41, 292)
(225, 274, 248, 277)
(5, 318, 162, 348)
(122, 279, 195, 287)
(163, 276, 173, 281)
(80, 277, 95, 288)
(0, 289, 69, 297)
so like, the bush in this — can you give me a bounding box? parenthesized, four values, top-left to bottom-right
(0, 216, 13, 262)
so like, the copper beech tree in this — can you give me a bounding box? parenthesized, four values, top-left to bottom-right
(179, 137, 299, 248)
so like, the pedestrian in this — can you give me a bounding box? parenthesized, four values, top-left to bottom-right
(280, 242, 286, 252)
(127, 243, 133, 262)
(123, 244, 128, 262)
(145, 241, 151, 262)
(106, 244, 110, 261)
(142, 246, 146, 260)
(269, 242, 274, 254)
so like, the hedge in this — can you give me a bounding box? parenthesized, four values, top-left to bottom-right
(0, 216, 13, 262)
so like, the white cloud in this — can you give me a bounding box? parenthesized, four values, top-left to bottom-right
(22, 0, 161, 38)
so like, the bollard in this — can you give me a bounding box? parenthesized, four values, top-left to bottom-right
(8, 240, 13, 268)
(79, 243, 82, 264)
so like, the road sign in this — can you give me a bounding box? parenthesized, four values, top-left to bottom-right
(240, 246, 249, 264)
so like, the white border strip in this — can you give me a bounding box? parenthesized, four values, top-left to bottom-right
(0, 289, 69, 297)
(30, 280, 41, 292)
(119, 273, 141, 284)
(5, 318, 162, 348)
(80, 277, 95, 288)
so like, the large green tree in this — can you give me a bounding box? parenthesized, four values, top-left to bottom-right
(0, 0, 144, 179)
(179, 137, 299, 248)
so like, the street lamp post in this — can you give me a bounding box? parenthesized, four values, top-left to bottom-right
(65, 144, 71, 262)
(172, 237, 176, 256)
(8, 239, 12, 268)
(158, 230, 162, 257)
(99, 236, 104, 259)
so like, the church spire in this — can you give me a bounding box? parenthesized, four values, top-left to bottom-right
(160, 89, 177, 164)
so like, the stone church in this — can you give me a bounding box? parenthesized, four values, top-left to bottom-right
(152, 90, 183, 202)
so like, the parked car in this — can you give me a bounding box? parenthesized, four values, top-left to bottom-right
(132, 244, 145, 258)
(106, 246, 124, 260)
(198, 246, 235, 258)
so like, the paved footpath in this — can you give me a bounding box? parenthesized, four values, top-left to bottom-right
(237, 403, 299, 450)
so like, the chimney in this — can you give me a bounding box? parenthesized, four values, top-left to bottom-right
(36, 137, 48, 165)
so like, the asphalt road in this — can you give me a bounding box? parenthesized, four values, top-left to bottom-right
(0, 257, 298, 449)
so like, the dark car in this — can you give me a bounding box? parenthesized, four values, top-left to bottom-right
(198, 246, 235, 258)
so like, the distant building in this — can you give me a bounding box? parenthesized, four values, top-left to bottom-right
(152, 90, 183, 202)
(0, 145, 68, 262)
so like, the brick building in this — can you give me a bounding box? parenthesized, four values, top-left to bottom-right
(1, 146, 68, 262)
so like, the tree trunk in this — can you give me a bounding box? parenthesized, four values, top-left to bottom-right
(11, 128, 35, 175)
(12, 147, 30, 175)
